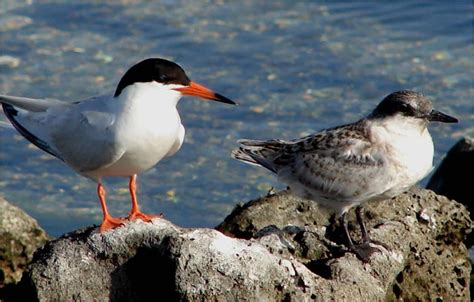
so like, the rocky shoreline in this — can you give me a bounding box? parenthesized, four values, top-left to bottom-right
(0, 138, 472, 301)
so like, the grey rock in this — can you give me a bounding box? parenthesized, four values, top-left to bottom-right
(0, 197, 49, 290)
(9, 188, 471, 301)
(218, 188, 472, 301)
(427, 137, 473, 245)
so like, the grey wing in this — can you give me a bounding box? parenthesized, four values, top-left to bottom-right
(2, 94, 125, 174)
(277, 134, 396, 203)
(1, 95, 72, 160)
(0, 95, 65, 111)
(48, 97, 126, 173)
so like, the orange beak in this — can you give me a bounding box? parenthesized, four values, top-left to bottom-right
(174, 81, 236, 105)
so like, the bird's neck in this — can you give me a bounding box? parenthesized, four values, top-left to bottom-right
(368, 114, 428, 137)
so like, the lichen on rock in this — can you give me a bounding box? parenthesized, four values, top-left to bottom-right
(0, 197, 49, 290)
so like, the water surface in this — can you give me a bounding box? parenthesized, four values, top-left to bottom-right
(0, 1, 472, 237)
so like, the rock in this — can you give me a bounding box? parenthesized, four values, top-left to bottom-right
(426, 137, 474, 295)
(7, 188, 471, 301)
(14, 220, 318, 301)
(0, 197, 49, 292)
(217, 188, 472, 301)
(427, 137, 473, 246)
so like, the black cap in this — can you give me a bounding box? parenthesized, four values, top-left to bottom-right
(114, 58, 191, 97)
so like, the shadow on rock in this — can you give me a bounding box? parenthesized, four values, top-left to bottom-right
(1, 188, 471, 301)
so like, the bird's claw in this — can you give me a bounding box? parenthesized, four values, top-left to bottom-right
(127, 211, 163, 222)
(347, 241, 386, 262)
(99, 216, 127, 232)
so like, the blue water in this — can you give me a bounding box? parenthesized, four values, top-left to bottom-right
(0, 1, 473, 237)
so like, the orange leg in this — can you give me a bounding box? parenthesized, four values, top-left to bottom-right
(127, 174, 162, 222)
(97, 183, 126, 232)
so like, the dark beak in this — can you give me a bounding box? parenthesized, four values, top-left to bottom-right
(174, 81, 236, 105)
(428, 110, 458, 123)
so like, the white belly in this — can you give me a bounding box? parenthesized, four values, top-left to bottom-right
(95, 121, 183, 178)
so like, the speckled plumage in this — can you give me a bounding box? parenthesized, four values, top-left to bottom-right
(232, 90, 458, 217)
(233, 91, 457, 261)
(233, 119, 394, 215)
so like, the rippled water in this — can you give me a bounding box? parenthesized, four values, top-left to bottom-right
(0, 1, 472, 237)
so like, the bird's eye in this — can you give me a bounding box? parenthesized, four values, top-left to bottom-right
(158, 74, 169, 82)
(399, 103, 412, 114)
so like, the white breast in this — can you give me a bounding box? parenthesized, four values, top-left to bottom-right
(371, 116, 434, 194)
(86, 83, 185, 178)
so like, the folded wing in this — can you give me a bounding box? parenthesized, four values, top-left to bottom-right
(1, 94, 124, 175)
(233, 122, 396, 203)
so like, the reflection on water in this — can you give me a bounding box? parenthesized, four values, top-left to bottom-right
(0, 1, 472, 236)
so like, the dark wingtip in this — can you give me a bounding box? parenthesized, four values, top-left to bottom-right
(214, 93, 237, 105)
(2, 102, 18, 116)
(2, 103, 64, 161)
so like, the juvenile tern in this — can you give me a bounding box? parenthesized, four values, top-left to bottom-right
(232, 90, 457, 261)
(1, 58, 235, 232)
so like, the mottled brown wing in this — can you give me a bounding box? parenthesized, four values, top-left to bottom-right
(275, 122, 395, 202)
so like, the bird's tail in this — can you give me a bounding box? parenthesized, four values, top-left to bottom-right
(0, 95, 65, 112)
(231, 139, 287, 173)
